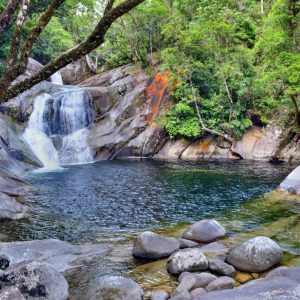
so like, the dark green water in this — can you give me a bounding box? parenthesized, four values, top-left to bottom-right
(0, 159, 295, 244)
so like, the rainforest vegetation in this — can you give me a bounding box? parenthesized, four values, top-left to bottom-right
(0, 0, 299, 141)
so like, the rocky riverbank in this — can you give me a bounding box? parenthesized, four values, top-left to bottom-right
(65, 218, 299, 300)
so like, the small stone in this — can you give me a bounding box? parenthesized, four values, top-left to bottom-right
(167, 248, 208, 275)
(176, 274, 197, 292)
(133, 231, 180, 259)
(190, 288, 207, 299)
(205, 276, 235, 292)
(178, 238, 200, 249)
(183, 220, 226, 243)
(170, 289, 192, 300)
(209, 259, 236, 277)
(151, 290, 169, 300)
(235, 272, 253, 283)
(193, 273, 217, 289)
(251, 273, 260, 279)
(201, 242, 228, 254)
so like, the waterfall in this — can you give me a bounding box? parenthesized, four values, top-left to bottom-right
(51, 71, 64, 85)
(23, 88, 95, 168)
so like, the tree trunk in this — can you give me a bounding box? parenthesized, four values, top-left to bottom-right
(0, 0, 20, 33)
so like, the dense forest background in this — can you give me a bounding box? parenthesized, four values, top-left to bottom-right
(0, 0, 299, 141)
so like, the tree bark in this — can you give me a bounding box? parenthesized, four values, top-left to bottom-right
(0, 0, 20, 33)
(0, 0, 145, 103)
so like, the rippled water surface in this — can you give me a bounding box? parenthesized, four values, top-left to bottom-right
(1, 159, 295, 244)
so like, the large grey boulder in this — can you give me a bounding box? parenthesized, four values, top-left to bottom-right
(280, 166, 300, 195)
(167, 248, 208, 275)
(87, 275, 143, 300)
(132, 231, 180, 259)
(206, 276, 235, 292)
(0, 261, 69, 300)
(183, 220, 226, 243)
(197, 267, 300, 300)
(209, 259, 236, 277)
(0, 239, 111, 273)
(227, 236, 283, 272)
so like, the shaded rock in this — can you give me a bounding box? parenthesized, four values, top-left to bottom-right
(168, 248, 208, 275)
(0, 261, 69, 300)
(151, 291, 169, 300)
(176, 274, 197, 292)
(0, 192, 27, 219)
(197, 267, 300, 300)
(178, 238, 200, 249)
(133, 231, 180, 259)
(183, 220, 226, 243)
(190, 288, 207, 299)
(209, 259, 236, 277)
(0, 286, 25, 300)
(227, 236, 282, 272)
(0, 254, 10, 270)
(0, 239, 111, 273)
(179, 272, 217, 289)
(280, 165, 300, 195)
(170, 289, 191, 300)
(87, 275, 143, 300)
(206, 276, 235, 292)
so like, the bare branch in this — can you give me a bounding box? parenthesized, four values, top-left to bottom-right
(0, 0, 20, 33)
(104, 0, 115, 14)
(0, 0, 146, 102)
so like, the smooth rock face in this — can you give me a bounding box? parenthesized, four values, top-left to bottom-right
(176, 274, 197, 292)
(0, 261, 69, 300)
(198, 267, 300, 300)
(179, 272, 217, 289)
(170, 289, 192, 300)
(0, 239, 111, 273)
(209, 259, 237, 277)
(190, 288, 207, 299)
(206, 276, 235, 292)
(280, 165, 300, 195)
(151, 291, 169, 300)
(227, 236, 283, 272)
(132, 231, 180, 259)
(87, 276, 143, 300)
(183, 220, 226, 243)
(167, 248, 208, 275)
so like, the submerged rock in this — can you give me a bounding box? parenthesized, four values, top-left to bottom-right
(132, 231, 180, 259)
(0, 261, 69, 300)
(87, 275, 143, 300)
(167, 248, 208, 275)
(0, 239, 111, 273)
(227, 236, 282, 272)
(182, 220, 226, 243)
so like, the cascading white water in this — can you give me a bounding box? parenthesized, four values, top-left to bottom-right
(23, 87, 95, 168)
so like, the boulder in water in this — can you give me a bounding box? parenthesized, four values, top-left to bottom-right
(280, 165, 300, 195)
(227, 236, 283, 272)
(182, 220, 226, 242)
(132, 231, 180, 259)
(167, 248, 208, 275)
(87, 275, 143, 300)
